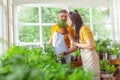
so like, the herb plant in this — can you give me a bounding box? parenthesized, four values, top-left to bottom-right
(57, 21, 67, 28)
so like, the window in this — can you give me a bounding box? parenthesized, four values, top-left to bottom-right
(13, 0, 114, 48)
(14, 5, 61, 47)
(41, 7, 61, 42)
(71, 7, 112, 40)
(14, 5, 113, 48)
(92, 7, 112, 39)
(15, 6, 40, 47)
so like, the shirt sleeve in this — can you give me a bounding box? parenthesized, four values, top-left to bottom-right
(50, 25, 57, 37)
(50, 26, 54, 37)
(82, 27, 93, 40)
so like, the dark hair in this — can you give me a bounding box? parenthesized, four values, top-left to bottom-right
(68, 10, 83, 42)
(58, 9, 68, 14)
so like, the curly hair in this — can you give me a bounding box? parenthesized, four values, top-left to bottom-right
(58, 9, 68, 14)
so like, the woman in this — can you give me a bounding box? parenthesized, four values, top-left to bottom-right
(61, 10, 100, 80)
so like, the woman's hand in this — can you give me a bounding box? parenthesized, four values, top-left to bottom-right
(71, 40, 78, 46)
(71, 38, 95, 49)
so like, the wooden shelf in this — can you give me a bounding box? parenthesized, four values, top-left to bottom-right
(109, 58, 120, 65)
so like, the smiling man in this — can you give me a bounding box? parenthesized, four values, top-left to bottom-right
(48, 9, 75, 63)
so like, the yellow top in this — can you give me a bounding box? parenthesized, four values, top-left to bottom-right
(80, 26, 94, 44)
(50, 24, 75, 48)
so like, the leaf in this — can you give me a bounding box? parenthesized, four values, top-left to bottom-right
(57, 21, 67, 28)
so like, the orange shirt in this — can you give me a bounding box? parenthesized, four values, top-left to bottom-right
(50, 24, 75, 48)
(80, 26, 94, 44)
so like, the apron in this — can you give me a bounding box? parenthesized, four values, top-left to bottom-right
(52, 31, 70, 63)
(80, 48, 100, 80)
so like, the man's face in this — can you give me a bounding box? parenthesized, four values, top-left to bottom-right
(58, 12, 68, 21)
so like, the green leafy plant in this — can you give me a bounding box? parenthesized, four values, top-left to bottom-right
(100, 60, 109, 71)
(57, 21, 67, 28)
(95, 38, 111, 53)
(95, 39, 112, 59)
(107, 65, 115, 73)
(108, 41, 120, 55)
(100, 60, 115, 74)
(0, 45, 92, 80)
(57, 21, 68, 34)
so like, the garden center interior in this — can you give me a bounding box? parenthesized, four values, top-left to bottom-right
(0, 0, 120, 80)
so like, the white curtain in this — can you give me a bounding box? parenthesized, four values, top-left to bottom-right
(112, 0, 120, 42)
(117, 0, 120, 42)
(0, 0, 2, 5)
(0, 4, 3, 56)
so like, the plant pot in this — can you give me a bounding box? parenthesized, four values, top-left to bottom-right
(60, 27, 67, 35)
(71, 60, 82, 67)
(102, 53, 108, 60)
(100, 71, 113, 78)
(109, 55, 117, 60)
(117, 53, 120, 58)
(71, 56, 82, 67)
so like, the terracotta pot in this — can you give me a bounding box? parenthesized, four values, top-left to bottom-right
(71, 56, 82, 67)
(60, 27, 67, 35)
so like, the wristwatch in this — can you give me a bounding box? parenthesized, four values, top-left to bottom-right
(63, 51, 67, 55)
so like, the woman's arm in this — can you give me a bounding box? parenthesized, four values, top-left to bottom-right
(72, 38, 95, 49)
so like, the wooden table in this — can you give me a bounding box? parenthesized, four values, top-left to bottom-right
(109, 58, 120, 65)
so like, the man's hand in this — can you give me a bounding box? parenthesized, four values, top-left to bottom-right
(58, 51, 67, 58)
(58, 53, 64, 58)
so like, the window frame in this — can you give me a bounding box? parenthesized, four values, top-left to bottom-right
(14, 5, 61, 47)
(14, 4, 116, 46)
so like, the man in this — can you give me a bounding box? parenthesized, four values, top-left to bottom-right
(48, 9, 75, 63)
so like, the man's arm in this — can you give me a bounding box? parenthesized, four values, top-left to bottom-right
(60, 46, 77, 56)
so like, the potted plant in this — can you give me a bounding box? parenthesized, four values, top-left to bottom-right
(57, 21, 68, 35)
(95, 39, 111, 60)
(108, 41, 120, 59)
(100, 60, 115, 78)
(71, 49, 82, 67)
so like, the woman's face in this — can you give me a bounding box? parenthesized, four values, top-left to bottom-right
(67, 16, 73, 27)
